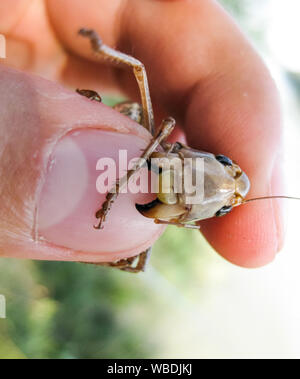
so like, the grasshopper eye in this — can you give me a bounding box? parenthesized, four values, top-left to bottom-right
(216, 155, 233, 167)
(215, 205, 233, 217)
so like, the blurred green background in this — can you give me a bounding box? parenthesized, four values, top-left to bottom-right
(2, 0, 300, 359)
(0, 228, 217, 359)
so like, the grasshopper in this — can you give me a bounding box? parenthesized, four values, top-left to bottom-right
(77, 29, 292, 273)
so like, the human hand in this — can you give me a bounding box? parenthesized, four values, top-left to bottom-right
(0, 0, 283, 267)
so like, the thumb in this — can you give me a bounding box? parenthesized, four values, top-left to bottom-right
(0, 65, 163, 262)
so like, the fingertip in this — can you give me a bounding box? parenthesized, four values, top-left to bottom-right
(200, 204, 278, 268)
(38, 129, 164, 261)
(0, 65, 164, 262)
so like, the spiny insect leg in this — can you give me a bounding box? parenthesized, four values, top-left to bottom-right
(83, 248, 152, 273)
(121, 248, 152, 273)
(94, 118, 175, 229)
(76, 89, 102, 102)
(154, 219, 201, 230)
(78, 28, 154, 135)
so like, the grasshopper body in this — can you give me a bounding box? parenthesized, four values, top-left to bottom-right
(78, 29, 250, 272)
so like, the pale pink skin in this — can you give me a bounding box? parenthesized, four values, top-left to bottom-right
(0, 66, 164, 262)
(0, 0, 285, 267)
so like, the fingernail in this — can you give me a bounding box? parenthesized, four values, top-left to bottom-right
(37, 129, 163, 256)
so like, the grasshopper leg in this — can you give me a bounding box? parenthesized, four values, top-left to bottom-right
(84, 248, 152, 273)
(154, 219, 200, 230)
(121, 248, 152, 273)
(76, 89, 102, 102)
(79, 28, 154, 135)
(94, 118, 175, 229)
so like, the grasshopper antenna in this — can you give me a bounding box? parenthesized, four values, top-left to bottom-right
(243, 195, 300, 204)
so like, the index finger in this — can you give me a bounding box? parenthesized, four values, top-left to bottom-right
(47, 0, 284, 267)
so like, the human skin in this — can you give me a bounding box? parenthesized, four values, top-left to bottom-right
(0, 0, 284, 267)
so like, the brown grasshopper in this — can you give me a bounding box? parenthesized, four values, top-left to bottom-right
(77, 29, 293, 273)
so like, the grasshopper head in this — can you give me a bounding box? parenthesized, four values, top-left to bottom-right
(214, 155, 250, 216)
(136, 151, 251, 223)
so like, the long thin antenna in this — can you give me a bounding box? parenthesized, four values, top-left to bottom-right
(243, 195, 300, 204)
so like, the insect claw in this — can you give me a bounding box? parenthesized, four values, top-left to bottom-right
(93, 223, 103, 230)
(78, 28, 103, 48)
(78, 28, 89, 37)
(94, 217, 105, 230)
(76, 89, 102, 102)
(78, 28, 91, 36)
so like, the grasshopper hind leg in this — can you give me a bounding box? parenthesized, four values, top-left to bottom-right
(79, 28, 154, 135)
